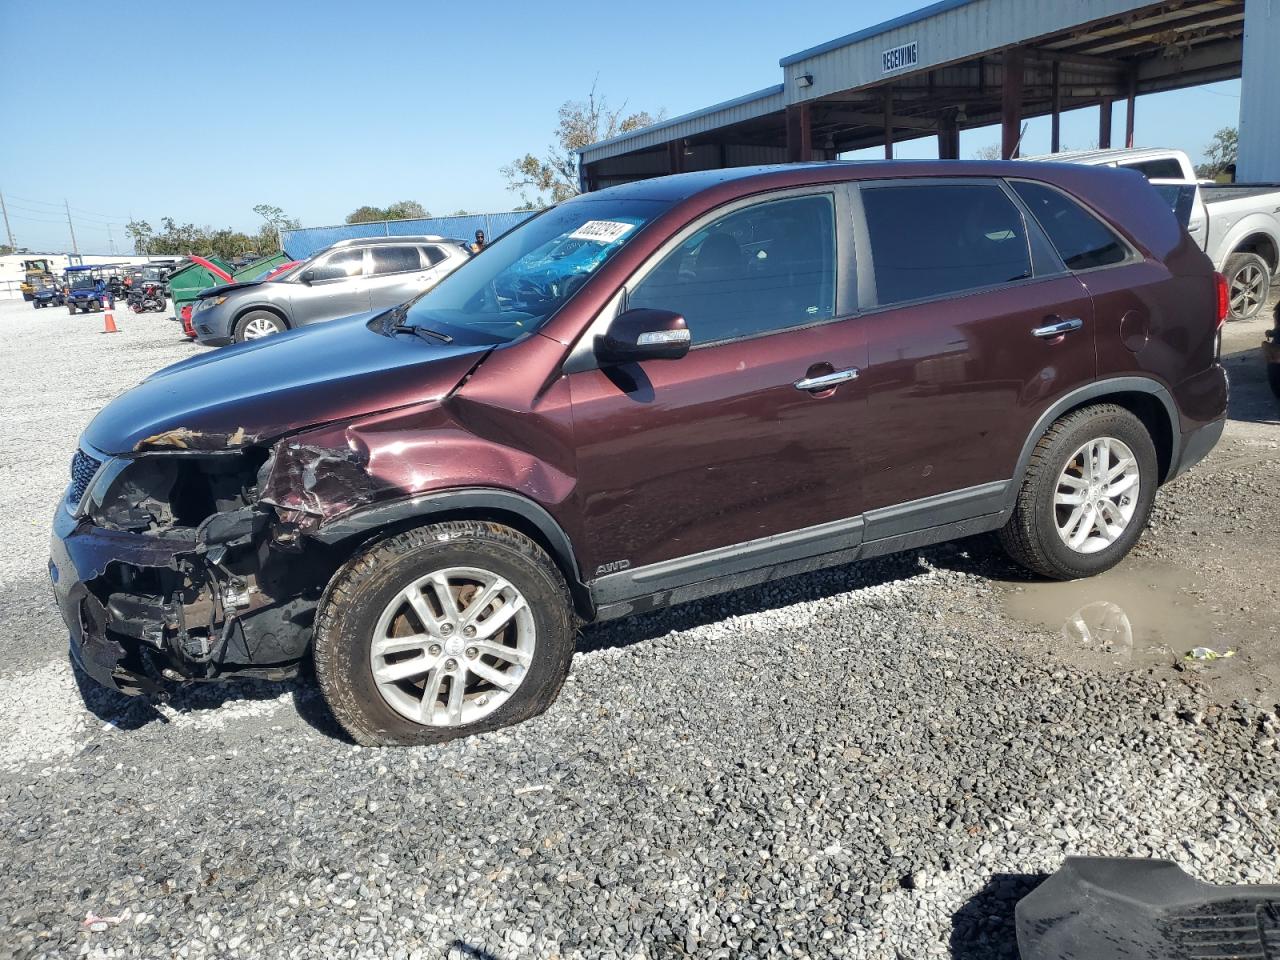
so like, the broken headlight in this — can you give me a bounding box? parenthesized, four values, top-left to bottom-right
(84, 450, 270, 534)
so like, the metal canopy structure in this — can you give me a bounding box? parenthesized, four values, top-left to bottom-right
(579, 0, 1266, 190)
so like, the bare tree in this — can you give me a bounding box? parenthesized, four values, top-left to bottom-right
(503, 82, 663, 207)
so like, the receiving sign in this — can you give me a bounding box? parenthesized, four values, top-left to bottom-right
(882, 40, 918, 75)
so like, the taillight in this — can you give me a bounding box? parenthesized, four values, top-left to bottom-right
(180, 304, 195, 339)
(1214, 272, 1229, 328)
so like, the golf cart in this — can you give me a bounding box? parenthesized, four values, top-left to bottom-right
(64, 265, 111, 314)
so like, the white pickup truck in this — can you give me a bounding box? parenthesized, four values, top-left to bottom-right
(1028, 147, 1280, 321)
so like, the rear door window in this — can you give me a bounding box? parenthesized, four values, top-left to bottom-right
(1010, 180, 1129, 271)
(369, 245, 424, 275)
(422, 246, 448, 266)
(628, 193, 837, 345)
(861, 183, 1032, 307)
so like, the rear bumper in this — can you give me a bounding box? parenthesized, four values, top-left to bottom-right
(1169, 416, 1224, 481)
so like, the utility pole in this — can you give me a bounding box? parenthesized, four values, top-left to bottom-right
(107, 222, 115, 255)
(0, 189, 15, 250)
(64, 199, 79, 255)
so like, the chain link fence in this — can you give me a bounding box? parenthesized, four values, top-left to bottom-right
(280, 211, 537, 260)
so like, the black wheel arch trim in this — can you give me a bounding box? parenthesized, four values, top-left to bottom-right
(234, 304, 291, 328)
(1004, 377, 1180, 517)
(309, 487, 584, 587)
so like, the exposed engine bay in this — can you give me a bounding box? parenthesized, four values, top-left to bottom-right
(61, 434, 385, 695)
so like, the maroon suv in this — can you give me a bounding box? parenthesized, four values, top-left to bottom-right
(50, 161, 1228, 745)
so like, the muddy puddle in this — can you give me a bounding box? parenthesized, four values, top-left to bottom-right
(999, 561, 1236, 674)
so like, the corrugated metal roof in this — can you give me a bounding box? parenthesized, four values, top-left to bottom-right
(778, 0, 981, 67)
(577, 84, 785, 164)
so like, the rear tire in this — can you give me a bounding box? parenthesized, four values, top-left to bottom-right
(1268, 361, 1280, 399)
(1223, 252, 1271, 321)
(313, 521, 576, 746)
(999, 404, 1158, 580)
(233, 310, 286, 342)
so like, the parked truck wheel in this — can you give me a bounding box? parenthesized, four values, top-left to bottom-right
(1223, 252, 1271, 321)
(999, 404, 1158, 581)
(313, 521, 576, 746)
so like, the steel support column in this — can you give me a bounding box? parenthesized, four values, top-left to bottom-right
(1050, 61, 1062, 153)
(1124, 71, 1137, 148)
(884, 88, 896, 159)
(937, 108, 959, 159)
(786, 103, 813, 163)
(667, 141, 684, 174)
(1099, 97, 1113, 149)
(1001, 48, 1024, 159)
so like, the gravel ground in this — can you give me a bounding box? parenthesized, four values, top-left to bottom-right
(0, 294, 1277, 960)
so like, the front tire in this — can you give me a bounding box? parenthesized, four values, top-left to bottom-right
(999, 404, 1158, 580)
(313, 521, 576, 746)
(1223, 252, 1271, 321)
(233, 310, 286, 342)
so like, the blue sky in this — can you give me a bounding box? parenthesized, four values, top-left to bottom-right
(0, 0, 1241, 254)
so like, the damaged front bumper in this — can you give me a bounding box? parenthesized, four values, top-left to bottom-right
(50, 507, 190, 695)
(49, 451, 323, 697)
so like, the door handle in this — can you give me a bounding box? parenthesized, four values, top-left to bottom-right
(794, 368, 859, 391)
(1031, 317, 1084, 339)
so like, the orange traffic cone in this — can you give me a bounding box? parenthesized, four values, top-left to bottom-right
(102, 299, 119, 334)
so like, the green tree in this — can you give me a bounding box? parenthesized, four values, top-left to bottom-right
(345, 201, 429, 224)
(502, 83, 663, 207)
(1195, 127, 1238, 180)
(384, 200, 428, 221)
(252, 203, 300, 250)
(125, 219, 154, 255)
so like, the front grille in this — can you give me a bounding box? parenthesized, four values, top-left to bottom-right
(67, 449, 103, 507)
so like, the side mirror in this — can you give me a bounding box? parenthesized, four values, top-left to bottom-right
(594, 308, 691, 365)
(299, 269, 315, 284)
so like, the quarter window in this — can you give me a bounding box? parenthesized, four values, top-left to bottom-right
(422, 246, 448, 266)
(1011, 180, 1129, 271)
(862, 183, 1032, 307)
(308, 249, 364, 282)
(369, 245, 423, 275)
(1122, 158, 1184, 180)
(628, 194, 836, 345)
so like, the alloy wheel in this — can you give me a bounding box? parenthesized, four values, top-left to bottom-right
(1054, 436, 1141, 554)
(1229, 263, 1265, 318)
(369, 566, 536, 727)
(241, 316, 280, 340)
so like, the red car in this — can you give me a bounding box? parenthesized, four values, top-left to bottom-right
(51, 161, 1227, 745)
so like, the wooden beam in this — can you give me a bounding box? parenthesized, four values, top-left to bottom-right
(1002, 47, 1025, 158)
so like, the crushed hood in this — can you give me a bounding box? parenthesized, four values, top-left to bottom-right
(82, 313, 490, 455)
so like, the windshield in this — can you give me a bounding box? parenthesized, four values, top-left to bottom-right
(400, 198, 669, 343)
(69, 273, 95, 289)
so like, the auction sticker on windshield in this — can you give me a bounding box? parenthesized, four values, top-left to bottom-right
(568, 220, 636, 243)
